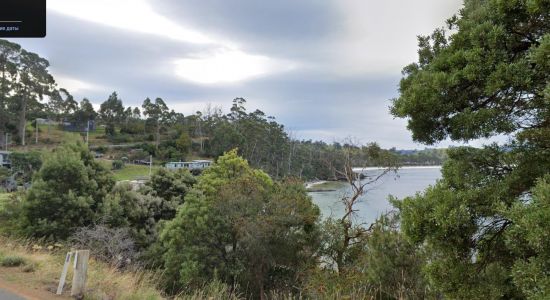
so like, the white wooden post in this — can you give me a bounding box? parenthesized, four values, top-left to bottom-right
(56, 251, 74, 295)
(70, 250, 90, 298)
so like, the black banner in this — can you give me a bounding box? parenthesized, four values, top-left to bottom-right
(0, 0, 46, 37)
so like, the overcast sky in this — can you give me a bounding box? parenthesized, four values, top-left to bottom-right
(9, 0, 467, 149)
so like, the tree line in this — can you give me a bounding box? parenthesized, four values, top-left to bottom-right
(0, 40, 438, 181)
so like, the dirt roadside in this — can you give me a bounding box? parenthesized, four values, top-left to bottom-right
(0, 270, 68, 300)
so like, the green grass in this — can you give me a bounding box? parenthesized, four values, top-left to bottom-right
(97, 160, 160, 181)
(0, 193, 11, 211)
(87, 126, 110, 145)
(112, 164, 160, 181)
(0, 255, 26, 267)
(19, 122, 108, 148)
(12, 123, 82, 150)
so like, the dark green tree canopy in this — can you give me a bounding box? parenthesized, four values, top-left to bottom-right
(391, 0, 550, 144)
(142, 97, 169, 122)
(0, 39, 58, 145)
(71, 98, 97, 124)
(49, 88, 77, 121)
(142, 97, 175, 147)
(391, 1, 550, 298)
(21, 142, 115, 239)
(143, 167, 196, 208)
(159, 150, 320, 296)
(100, 92, 124, 122)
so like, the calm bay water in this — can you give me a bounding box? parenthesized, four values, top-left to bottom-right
(309, 167, 442, 224)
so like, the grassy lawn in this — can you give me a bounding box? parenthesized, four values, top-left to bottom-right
(32, 124, 69, 143)
(97, 159, 160, 181)
(112, 164, 160, 181)
(18, 122, 109, 148)
(0, 193, 11, 211)
(87, 126, 110, 145)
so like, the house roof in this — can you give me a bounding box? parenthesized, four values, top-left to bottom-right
(167, 160, 212, 164)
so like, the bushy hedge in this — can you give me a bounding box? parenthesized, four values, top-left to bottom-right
(112, 159, 125, 170)
(20, 142, 115, 240)
(159, 150, 321, 296)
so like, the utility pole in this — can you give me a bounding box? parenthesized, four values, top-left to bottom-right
(149, 155, 152, 176)
(86, 120, 90, 145)
(35, 118, 39, 144)
(5, 133, 8, 151)
(197, 119, 203, 152)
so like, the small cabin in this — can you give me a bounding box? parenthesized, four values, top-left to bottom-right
(166, 160, 212, 171)
(0, 151, 11, 168)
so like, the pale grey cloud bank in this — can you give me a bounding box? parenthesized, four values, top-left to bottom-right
(10, 0, 465, 148)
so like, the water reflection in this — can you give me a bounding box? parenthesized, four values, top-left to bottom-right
(309, 167, 442, 224)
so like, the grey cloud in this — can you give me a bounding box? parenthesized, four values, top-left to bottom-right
(152, 0, 343, 65)
(153, 1, 337, 44)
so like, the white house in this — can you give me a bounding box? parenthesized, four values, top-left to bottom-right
(166, 159, 212, 171)
(0, 151, 11, 168)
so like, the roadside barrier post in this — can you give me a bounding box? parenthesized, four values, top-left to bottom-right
(71, 250, 90, 298)
(56, 249, 90, 297)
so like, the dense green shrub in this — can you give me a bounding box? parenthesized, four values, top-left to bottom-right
(0, 167, 9, 182)
(175, 132, 192, 155)
(143, 168, 196, 205)
(120, 122, 145, 135)
(9, 151, 42, 182)
(107, 133, 132, 144)
(357, 212, 432, 298)
(139, 143, 156, 156)
(103, 168, 196, 250)
(94, 145, 107, 153)
(0, 191, 25, 234)
(506, 176, 550, 299)
(305, 212, 432, 299)
(105, 123, 116, 136)
(159, 150, 320, 296)
(104, 182, 177, 248)
(0, 255, 26, 267)
(21, 142, 115, 240)
(390, 0, 550, 297)
(112, 159, 125, 170)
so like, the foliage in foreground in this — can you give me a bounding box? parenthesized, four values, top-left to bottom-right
(159, 150, 321, 297)
(0, 142, 434, 299)
(20, 141, 115, 239)
(0, 236, 164, 300)
(0, 255, 26, 267)
(506, 175, 550, 299)
(8, 151, 42, 183)
(104, 168, 196, 250)
(71, 224, 138, 269)
(392, 0, 550, 298)
(306, 213, 432, 300)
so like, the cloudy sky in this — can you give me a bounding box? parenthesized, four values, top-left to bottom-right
(9, 0, 466, 149)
